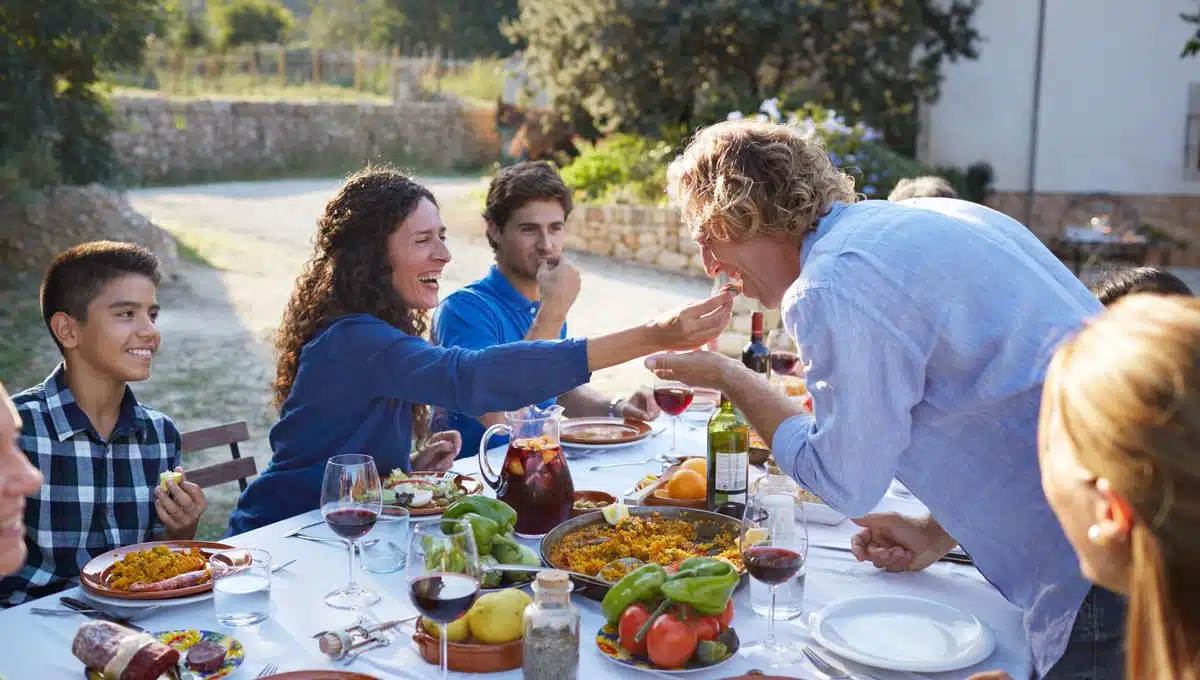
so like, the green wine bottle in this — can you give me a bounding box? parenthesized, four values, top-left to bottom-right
(707, 393, 749, 519)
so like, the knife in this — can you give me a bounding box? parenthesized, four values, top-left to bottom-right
(60, 597, 146, 632)
(812, 544, 975, 566)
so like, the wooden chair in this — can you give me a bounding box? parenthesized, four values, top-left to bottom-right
(181, 421, 258, 492)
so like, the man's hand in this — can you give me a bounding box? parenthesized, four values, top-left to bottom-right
(648, 291, 736, 352)
(155, 467, 207, 540)
(967, 672, 1012, 680)
(618, 387, 661, 421)
(645, 351, 739, 391)
(536, 255, 581, 318)
(412, 430, 462, 472)
(849, 513, 957, 572)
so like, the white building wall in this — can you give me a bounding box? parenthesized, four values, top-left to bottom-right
(923, 0, 1200, 197)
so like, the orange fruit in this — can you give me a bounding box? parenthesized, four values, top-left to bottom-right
(680, 458, 707, 477)
(667, 469, 706, 500)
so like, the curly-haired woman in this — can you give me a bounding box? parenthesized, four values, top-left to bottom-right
(227, 167, 734, 535)
(644, 120, 1116, 678)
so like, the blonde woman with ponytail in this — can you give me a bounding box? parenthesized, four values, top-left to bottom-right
(1037, 294, 1200, 679)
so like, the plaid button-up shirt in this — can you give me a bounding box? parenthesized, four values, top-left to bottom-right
(0, 364, 181, 606)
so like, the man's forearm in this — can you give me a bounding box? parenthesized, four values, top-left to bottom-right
(557, 385, 611, 418)
(718, 362, 805, 444)
(526, 307, 567, 342)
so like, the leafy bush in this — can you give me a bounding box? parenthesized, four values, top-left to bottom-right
(560, 134, 675, 205)
(210, 0, 294, 48)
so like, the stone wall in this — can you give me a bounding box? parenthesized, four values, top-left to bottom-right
(110, 97, 499, 184)
(565, 204, 706, 276)
(988, 191, 1200, 265)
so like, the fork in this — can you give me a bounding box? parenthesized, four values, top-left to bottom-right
(256, 663, 279, 677)
(32, 604, 162, 620)
(803, 646, 881, 680)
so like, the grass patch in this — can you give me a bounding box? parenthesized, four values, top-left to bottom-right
(112, 82, 395, 104)
(423, 60, 506, 107)
(0, 275, 57, 390)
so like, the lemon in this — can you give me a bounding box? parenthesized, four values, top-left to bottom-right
(602, 501, 630, 526)
(467, 589, 532, 644)
(421, 615, 469, 643)
(741, 527, 769, 549)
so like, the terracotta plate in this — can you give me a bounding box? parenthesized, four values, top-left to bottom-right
(80, 540, 234, 601)
(383, 472, 484, 517)
(261, 673, 378, 680)
(561, 417, 652, 445)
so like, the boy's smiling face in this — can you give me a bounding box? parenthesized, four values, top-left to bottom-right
(55, 274, 161, 382)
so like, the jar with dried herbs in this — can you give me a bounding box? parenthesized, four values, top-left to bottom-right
(522, 570, 579, 680)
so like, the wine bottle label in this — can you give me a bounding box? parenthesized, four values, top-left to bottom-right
(715, 451, 748, 491)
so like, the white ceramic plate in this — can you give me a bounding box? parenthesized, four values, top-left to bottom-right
(809, 595, 996, 673)
(81, 588, 213, 609)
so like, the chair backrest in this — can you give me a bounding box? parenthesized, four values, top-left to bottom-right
(180, 421, 257, 491)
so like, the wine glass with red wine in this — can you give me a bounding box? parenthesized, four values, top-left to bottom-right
(320, 453, 383, 610)
(740, 487, 808, 666)
(407, 519, 481, 680)
(653, 377, 695, 459)
(767, 328, 800, 378)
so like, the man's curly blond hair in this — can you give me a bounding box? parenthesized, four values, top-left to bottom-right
(667, 120, 859, 247)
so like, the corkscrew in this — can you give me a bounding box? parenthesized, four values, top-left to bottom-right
(312, 616, 414, 663)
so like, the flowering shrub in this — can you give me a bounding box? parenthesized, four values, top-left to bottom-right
(559, 133, 675, 205)
(727, 99, 940, 200)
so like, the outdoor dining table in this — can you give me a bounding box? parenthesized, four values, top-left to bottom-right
(0, 420, 1033, 679)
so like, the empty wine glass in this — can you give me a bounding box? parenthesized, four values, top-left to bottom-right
(653, 377, 695, 459)
(408, 519, 481, 680)
(321, 453, 383, 610)
(740, 486, 808, 666)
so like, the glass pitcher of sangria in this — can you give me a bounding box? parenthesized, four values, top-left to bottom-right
(478, 404, 575, 538)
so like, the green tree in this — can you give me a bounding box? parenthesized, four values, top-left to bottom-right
(373, 1, 520, 57)
(0, 0, 164, 196)
(307, 0, 382, 49)
(507, 0, 980, 153)
(1183, 8, 1199, 58)
(210, 0, 295, 48)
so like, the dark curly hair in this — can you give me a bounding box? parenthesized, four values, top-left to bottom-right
(272, 166, 437, 441)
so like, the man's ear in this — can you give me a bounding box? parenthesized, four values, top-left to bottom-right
(49, 311, 81, 350)
(485, 220, 501, 244)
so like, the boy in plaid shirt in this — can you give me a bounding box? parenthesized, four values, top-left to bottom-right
(0, 242, 208, 606)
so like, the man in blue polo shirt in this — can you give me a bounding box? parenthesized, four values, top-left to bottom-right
(432, 161, 659, 458)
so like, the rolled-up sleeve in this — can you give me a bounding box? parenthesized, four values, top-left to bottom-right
(772, 284, 927, 518)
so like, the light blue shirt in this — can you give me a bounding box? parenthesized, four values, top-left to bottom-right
(772, 198, 1100, 676)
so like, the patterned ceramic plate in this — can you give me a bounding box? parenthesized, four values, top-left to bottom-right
(595, 624, 739, 674)
(86, 629, 246, 680)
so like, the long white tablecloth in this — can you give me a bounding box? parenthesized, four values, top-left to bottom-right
(0, 422, 1032, 679)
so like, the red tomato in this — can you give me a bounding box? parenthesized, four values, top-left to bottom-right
(717, 600, 735, 630)
(689, 616, 721, 641)
(618, 604, 652, 656)
(647, 614, 699, 668)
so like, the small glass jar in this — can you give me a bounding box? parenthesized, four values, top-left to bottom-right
(522, 570, 580, 680)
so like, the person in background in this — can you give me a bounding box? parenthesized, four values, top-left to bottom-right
(227, 167, 734, 535)
(645, 120, 1117, 679)
(888, 175, 958, 201)
(972, 295, 1200, 680)
(432, 161, 660, 459)
(0, 242, 207, 606)
(1089, 265, 1193, 306)
(0, 383, 43, 577)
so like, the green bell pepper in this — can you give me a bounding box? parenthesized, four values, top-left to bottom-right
(442, 496, 517, 534)
(479, 555, 503, 588)
(660, 558, 738, 616)
(668, 556, 731, 580)
(600, 563, 668, 625)
(455, 512, 499, 555)
(490, 534, 540, 583)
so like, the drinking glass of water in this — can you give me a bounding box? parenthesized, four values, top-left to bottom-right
(211, 548, 272, 626)
(361, 507, 410, 574)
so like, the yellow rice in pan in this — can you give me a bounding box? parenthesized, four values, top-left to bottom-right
(548, 514, 743, 579)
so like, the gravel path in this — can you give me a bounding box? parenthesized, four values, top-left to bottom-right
(125, 178, 711, 538)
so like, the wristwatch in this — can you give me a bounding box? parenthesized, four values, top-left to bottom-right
(608, 397, 624, 418)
